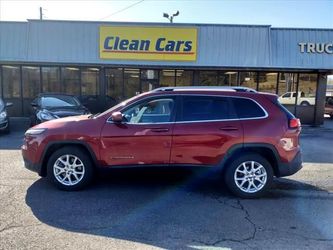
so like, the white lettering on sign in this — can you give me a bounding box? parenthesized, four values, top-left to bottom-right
(298, 43, 333, 54)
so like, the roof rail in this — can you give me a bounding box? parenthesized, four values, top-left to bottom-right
(153, 86, 257, 93)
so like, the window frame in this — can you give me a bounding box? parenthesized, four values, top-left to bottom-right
(174, 94, 268, 123)
(230, 96, 268, 120)
(176, 95, 237, 123)
(107, 95, 178, 125)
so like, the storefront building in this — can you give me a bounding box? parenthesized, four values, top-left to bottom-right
(0, 20, 332, 125)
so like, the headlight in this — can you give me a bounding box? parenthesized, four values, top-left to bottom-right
(37, 110, 56, 121)
(0, 111, 7, 119)
(25, 128, 47, 136)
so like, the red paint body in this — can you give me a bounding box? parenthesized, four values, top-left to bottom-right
(22, 90, 302, 177)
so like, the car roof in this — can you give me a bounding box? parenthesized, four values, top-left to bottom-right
(153, 86, 257, 93)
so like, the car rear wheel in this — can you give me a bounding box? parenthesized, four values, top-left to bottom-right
(47, 146, 94, 191)
(300, 101, 310, 106)
(224, 153, 273, 198)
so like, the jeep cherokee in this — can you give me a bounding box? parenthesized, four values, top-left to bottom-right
(22, 87, 302, 198)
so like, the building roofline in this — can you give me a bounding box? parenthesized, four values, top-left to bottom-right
(1, 19, 332, 30)
(271, 27, 333, 31)
(24, 19, 272, 28)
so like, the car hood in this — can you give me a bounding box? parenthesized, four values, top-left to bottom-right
(33, 114, 93, 129)
(30, 114, 104, 138)
(43, 107, 88, 118)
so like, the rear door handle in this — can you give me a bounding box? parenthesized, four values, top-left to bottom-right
(150, 128, 169, 132)
(219, 126, 239, 131)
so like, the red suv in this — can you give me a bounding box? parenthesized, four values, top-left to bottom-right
(22, 87, 302, 198)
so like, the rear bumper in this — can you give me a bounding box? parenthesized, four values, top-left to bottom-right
(277, 151, 303, 177)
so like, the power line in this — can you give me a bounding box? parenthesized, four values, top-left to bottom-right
(99, 0, 145, 21)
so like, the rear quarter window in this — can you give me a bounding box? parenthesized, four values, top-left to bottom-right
(232, 98, 267, 119)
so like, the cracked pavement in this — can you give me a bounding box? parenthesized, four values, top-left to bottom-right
(0, 119, 332, 250)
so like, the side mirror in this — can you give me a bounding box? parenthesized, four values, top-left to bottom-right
(5, 102, 13, 108)
(111, 111, 123, 122)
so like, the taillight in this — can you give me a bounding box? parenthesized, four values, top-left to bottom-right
(289, 118, 301, 129)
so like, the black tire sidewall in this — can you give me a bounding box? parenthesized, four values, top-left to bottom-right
(224, 153, 273, 198)
(47, 146, 94, 191)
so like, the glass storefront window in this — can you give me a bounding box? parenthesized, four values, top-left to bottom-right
(141, 69, 158, 80)
(62, 67, 80, 95)
(81, 68, 99, 96)
(239, 72, 257, 90)
(295, 73, 318, 124)
(277, 73, 298, 114)
(176, 70, 193, 86)
(199, 71, 218, 86)
(258, 72, 278, 94)
(2, 65, 21, 98)
(141, 69, 159, 92)
(106, 68, 123, 105)
(124, 68, 140, 98)
(278, 73, 298, 96)
(42, 67, 60, 93)
(218, 72, 238, 86)
(160, 70, 176, 87)
(22, 66, 41, 98)
(298, 74, 317, 106)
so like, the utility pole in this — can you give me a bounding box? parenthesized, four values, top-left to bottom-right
(39, 7, 43, 20)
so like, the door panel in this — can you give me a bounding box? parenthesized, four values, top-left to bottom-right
(100, 96, 176, 166)
(170, 121, 242, 165)
(170, 95, 243, 166)
(100, 123, 173, 166)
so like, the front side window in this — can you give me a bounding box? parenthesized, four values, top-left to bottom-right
(178, 96, 234, 122)
(122, 98, 175, 124)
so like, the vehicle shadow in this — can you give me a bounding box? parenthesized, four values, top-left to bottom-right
(25, 168, 333, 249)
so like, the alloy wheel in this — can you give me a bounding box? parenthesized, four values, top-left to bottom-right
(234, 161, 267, 193)
(53, 154, 85, 186)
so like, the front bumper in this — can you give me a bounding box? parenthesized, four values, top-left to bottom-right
(23, 157, 42, 175)
(277, 151, 303, 177)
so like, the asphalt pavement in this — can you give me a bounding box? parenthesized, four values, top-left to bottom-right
(0, 118, 332, 250)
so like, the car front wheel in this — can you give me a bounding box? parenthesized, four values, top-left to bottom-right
(224, 153, 273, 198)
(47, 146, 94, 191)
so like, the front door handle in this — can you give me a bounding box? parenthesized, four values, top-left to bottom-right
(219, 126, 239, 131)
(150, 128, 169, 133)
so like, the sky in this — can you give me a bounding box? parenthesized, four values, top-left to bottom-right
(0, 0, 332, 28)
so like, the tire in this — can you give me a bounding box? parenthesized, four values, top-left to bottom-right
(300, 101, 310, 106)
(47, 146, 94, 191)
(224, 153, 273, 198)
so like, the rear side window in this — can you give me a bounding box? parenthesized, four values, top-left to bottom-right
(232, 98, 266, 119)
(178, 96, 235, 122)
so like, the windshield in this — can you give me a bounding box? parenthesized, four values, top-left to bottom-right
(96, 93, 146, 118)
(41, 96, 80, 108)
